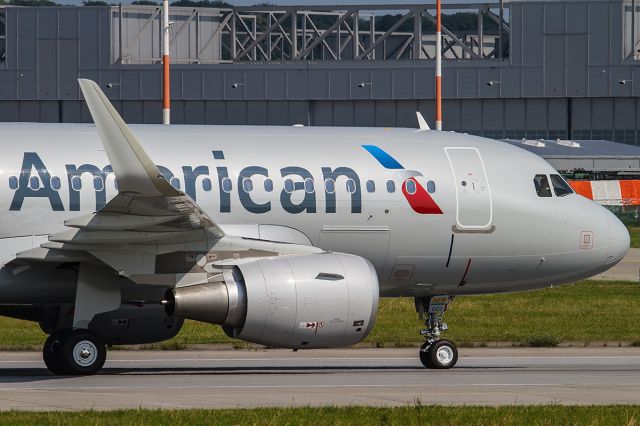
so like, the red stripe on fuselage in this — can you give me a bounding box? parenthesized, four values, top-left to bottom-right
(401, 177, 443, 214)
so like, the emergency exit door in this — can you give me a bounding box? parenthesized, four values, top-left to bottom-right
(445, 147, 493, 231)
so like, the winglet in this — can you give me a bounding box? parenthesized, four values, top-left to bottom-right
(416, 112, 430, 131)
(78, 79, 180, 197)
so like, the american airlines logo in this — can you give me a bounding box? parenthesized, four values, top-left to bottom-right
(362, 145, 443, 215)
(8, 148, 442, 215)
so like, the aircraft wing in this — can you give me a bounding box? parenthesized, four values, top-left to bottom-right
(14, 79, 322, 284)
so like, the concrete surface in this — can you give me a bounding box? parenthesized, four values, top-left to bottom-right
(593, 247, 640, 282)
(1, 347, 639, 410)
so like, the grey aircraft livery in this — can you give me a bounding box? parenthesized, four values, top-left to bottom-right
(0, 80, 629, 374)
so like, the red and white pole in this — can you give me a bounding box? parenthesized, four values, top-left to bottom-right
(162, 0, 170, 125)
(435, 0, 442, 131)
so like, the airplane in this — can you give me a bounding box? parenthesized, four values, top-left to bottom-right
(0, 79, 629, 375)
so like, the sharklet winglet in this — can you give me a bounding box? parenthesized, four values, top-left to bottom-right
(77, 79, 181, 197)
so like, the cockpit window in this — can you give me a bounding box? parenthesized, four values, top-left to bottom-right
(550, 174, 574, 197)
(533, 174, 552, 197)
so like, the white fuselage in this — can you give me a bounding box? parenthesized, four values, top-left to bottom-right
(0, 123, 629, 297)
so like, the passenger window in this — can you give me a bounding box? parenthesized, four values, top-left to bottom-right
(386, 180, 396, 193)
(284, 179, 294, 194)
(71, 176, 82, 191)
(29, 176, 40, 190)
(325, 179, 335, 194)
(426, 180, 436, 194)
(242, 178, 253, 193)
(533, 174, 552, 197)
(8, 176, 18, 190)
(170, 177, 181, 190)
(264, 178, 273, 192)
(405, 179, 417, 195)
(304, 178, 315, 194)
(366, 180, 375, 193)
(202, 178, 212, 192)
(50, 176, 61, 191)
(346, 179, 356, 194)
(221, 177, 232, 193)
(550, 174, 574, 197)
(93, 176, 104, 191)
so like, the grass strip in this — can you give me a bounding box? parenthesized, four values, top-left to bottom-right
(1, 406, 640, 426)
(1, 280, 639, 349)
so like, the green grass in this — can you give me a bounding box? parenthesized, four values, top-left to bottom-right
(1, 280, 640, 349)
(0, 406, 639, 425)
(628, 226, 640, 248)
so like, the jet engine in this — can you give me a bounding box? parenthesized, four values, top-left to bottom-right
(164, 253, 379, 349)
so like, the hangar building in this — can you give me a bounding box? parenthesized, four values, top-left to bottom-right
(0, 0, 638, 145)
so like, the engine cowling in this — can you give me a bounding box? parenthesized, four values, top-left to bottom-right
(164, 252, 379, 349)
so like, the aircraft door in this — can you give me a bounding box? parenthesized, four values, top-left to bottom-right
(445, 147, 493, 231)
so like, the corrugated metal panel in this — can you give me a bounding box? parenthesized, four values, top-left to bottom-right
(566, 35, 588, 96)
(544, 35, 565, 96)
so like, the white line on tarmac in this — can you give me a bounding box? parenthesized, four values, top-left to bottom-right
(0, 383, 639, 391)
(1, 355, 640, 364)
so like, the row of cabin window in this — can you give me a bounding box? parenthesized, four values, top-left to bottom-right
(8, 175, 437, 196)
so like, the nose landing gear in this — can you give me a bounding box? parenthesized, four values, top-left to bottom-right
(416, 295, 458, 369)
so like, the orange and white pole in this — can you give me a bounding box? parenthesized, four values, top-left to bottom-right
(162, 0, 170, 125)
(435, 0, 442, 131)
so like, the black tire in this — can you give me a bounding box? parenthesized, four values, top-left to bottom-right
(419, 339, 458, 369)
(58, 330, 107, 375)
(43, 331, 69, 375)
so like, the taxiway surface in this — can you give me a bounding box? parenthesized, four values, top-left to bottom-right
(0, 347, 639, 410)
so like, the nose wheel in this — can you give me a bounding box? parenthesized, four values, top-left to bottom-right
(415, 295, 458, 369)
(420, 339, 458, 369)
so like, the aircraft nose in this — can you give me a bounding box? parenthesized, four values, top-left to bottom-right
(606, 213, 629, 265)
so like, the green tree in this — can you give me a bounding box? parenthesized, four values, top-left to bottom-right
(6, 0, 58, 5)
(170, 0, 231, 7)
(132, 0, 159, 4)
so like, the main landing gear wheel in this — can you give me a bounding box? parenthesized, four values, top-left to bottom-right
(42, 330, 106, 375)
(415, 295, 458, 369)
(420, 339, 458, 369)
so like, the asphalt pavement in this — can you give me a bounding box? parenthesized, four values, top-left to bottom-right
(0, 347, 639, 410)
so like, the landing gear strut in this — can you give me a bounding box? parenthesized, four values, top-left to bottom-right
(43, 330, 106, 375)
(415, 295, 458, 369)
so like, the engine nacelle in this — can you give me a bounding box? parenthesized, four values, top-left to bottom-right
(164, 253, 379, 349)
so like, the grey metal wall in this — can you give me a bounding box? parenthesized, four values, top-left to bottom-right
(0, 1, 638, 144)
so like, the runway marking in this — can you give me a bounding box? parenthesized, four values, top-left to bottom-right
(1, 355, 640, 364)
(0, 383, 639, 391)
